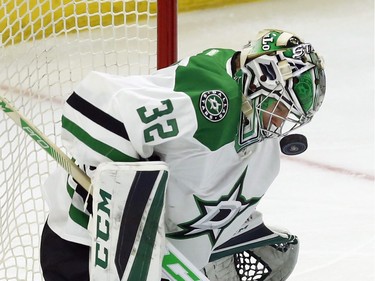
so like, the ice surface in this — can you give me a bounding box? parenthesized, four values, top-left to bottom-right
(177, 0, 374, 279)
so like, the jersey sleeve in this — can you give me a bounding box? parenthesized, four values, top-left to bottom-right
(114, 69, 198, 158)
(62, 70, 197, 165)
(61, 71, 141, 166)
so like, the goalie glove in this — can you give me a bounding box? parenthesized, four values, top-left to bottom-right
(203, 227, 299, 281)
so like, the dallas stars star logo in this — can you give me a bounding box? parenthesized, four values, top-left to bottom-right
(199, 90, 229, 122)
(167, 168, 261, 245)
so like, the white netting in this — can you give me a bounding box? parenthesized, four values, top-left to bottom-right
(203, 251, 271, 281)
(0, 1, 157, 280)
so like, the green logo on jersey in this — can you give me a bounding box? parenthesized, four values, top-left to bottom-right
(167, 168, 261, 246)
(199, 90, 229, 122)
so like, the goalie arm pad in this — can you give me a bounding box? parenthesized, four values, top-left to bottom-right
(90, 161, 169, 281)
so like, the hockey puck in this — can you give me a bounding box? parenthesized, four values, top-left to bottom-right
(280, 134, 308, 156)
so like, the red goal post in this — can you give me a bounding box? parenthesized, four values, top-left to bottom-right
(0, 1, 177, 280)
(157, 0, 178, 69)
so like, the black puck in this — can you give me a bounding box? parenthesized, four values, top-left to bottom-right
(280, 134, 308, 155)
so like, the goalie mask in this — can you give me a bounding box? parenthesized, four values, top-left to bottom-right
(239, 29, 326, 140)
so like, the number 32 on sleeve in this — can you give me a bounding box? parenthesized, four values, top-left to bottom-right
(136, 99, 179, 143)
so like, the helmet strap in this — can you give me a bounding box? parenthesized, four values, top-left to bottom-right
(241, 94, 253, 119)
(278, 60, 293, 80)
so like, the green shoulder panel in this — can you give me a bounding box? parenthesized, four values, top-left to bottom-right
(174, 49, 242, 151)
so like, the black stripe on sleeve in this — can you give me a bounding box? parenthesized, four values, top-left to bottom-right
(66, 92, 129, 140)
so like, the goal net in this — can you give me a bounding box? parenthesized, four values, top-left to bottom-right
(0, 1, 176, 280)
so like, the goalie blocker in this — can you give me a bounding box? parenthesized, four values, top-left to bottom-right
(90, 162, 209, 281)
(90, 162, 168, 281)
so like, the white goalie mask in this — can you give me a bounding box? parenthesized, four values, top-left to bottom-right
(239, 29, 326, 139)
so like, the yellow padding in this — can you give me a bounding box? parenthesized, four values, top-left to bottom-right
(1, 0, 260, 46)
(0, 0, 157, 46)
(178, 0, 260, 12)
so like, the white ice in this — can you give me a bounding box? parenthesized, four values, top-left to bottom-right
(177, 0, 374, 280)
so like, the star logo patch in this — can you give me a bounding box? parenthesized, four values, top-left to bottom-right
(199, 90, 229, 122)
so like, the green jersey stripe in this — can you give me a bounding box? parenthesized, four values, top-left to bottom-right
(66, 179, 75, 198)
(62, 115, 138, 162)
(69, 203, 90, 229)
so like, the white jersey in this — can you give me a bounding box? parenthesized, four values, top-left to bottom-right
(43, 48, 282, 268)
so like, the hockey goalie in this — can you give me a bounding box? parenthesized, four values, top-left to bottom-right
(40, 29, 326, 281)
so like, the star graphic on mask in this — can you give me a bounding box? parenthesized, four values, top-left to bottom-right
(167, 168, 262, 245)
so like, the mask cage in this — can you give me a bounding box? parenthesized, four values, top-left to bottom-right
(241, 50, 321, 138)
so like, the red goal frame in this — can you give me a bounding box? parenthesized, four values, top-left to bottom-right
(157, 0, 178, 69)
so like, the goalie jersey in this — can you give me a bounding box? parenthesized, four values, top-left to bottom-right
(43, 48, 281, 269)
